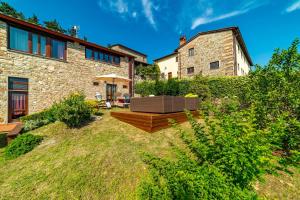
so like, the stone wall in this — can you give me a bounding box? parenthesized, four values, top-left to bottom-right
(111, 45, 147, 63)
(179, 30, 235, 78)
(0, 20, 131, 123)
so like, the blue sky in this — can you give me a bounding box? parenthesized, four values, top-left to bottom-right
(3, 0, 300, 65)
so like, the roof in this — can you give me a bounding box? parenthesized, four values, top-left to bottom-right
(176, 27, 253, 66)
(0, 13, 134, 58)
(110, 44, 147, 57)
(153, 52, 178, 62)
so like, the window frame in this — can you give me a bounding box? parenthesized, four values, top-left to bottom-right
(187, 67, 194, 74)
(210, 61, 220, 70)
(188, 48, 194, 57)
(85, 47, 121, 66)
(7, 25, 67, 61)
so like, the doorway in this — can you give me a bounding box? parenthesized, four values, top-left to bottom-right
(106, 84, 117, 102)
(8, 77, 28, 122)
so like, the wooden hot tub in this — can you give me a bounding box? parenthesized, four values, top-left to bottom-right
(130, 96, 199, 113)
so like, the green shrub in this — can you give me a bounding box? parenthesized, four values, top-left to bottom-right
(135, 80, 156, 97)
(20, 108, 56, 123)
(4, 134, 43, 159)
(53, 92, 92, 128)
(20, 108, 57, 132)
(85, 99, 102, 115)
(138, 108, 271, 199)
(0, 133, 7, 148)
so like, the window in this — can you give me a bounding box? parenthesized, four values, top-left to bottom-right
(114, 56, 120, 64)
(86, 48, 93, 59)
(9, 26, 66, 60)
(123, 85, 128, 89)
(168, 72, 172, 79)
(40, 36, 46, 56)
(176, 56, 178, 62)
(188, 48, 194, 57)
(187, 67, 194, 74)
(210, 61, 220, 70)
(85, 48, 121, 65)
(93, 82, 99, 86)
(51, 39, 65, 60)
(8, 77, 28, 91)
(32, 34, 38, 55)
(9, 26, 29, 52)
(94, 51, 99, 61)
(161, 73, 165, 79)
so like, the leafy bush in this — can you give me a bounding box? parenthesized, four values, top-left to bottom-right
(0, 133, 7, 148)
(85, 99, 102, 115)
(20, 108, 57, 132)
(53, 92, 92, 128)
(4, 134, 43, 159)
(138, 108, 271, 199)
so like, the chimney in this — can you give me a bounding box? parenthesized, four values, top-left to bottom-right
(179, 35, 186, 46)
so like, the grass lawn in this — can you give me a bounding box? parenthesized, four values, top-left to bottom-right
(0, 109, 299, 199)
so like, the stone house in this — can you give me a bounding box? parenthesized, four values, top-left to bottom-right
(0, 13, 137, 124)
(154, 27, 253, 79)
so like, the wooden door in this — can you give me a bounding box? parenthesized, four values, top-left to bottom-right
(106, 84, 117, 102)
(8, 77, 29, 122)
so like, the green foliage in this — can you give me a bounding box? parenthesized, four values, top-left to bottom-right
(138, 108, 271, 199)
(135, 76, 248, 101)
(85, 100, 103, 116)
(53, 92, 92, 128)
(0, 133, 7, 148)
(20, 108, 57, 132)
(189, 75, 211, 100)
(184, 93, 198, 98)
(0, 2, 25, 19)
(136, 64, 160, 80)
(44, 19, 67, 33)
(27, 14, 40, 25)
(248, 39, 300, 159)
(4, 134, 43, 159)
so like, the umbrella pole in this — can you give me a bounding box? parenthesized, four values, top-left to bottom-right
(113, 78, 115, 107)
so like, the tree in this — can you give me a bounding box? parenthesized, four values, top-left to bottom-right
(27, 14, 40, 25)
(0, 2, 25, 19)
(44, 19, 66, 33)
(136, 64, 160, 80)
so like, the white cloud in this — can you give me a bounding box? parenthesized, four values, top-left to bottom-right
(192, 9, 248, 29)
(141, 0, 157, 29)
(98, 0, 128, 14)
(132, 12, 137, 18)
(191, 0, 267, 30)
(285, 0, 300, 13)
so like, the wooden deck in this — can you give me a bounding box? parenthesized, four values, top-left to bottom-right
(111, 111, 199, 133)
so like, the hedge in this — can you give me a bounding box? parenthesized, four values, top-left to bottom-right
(135, 76, 251, 102)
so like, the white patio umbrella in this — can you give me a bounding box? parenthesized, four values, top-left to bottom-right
(95, 73, 131, 83)
(95, 74, 132, 105)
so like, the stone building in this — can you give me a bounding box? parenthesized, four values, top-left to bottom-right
(154, 27, 253, 79)
(0, 13, 136, 124)
(110, 44, 148, 67)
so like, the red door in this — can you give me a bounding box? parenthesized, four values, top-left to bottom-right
(8, 77, 29, 122)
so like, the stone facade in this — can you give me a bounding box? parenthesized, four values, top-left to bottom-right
(111, 45, 147, 64)
(0, 20, 132, 124)
(178, 30, 236, 78)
